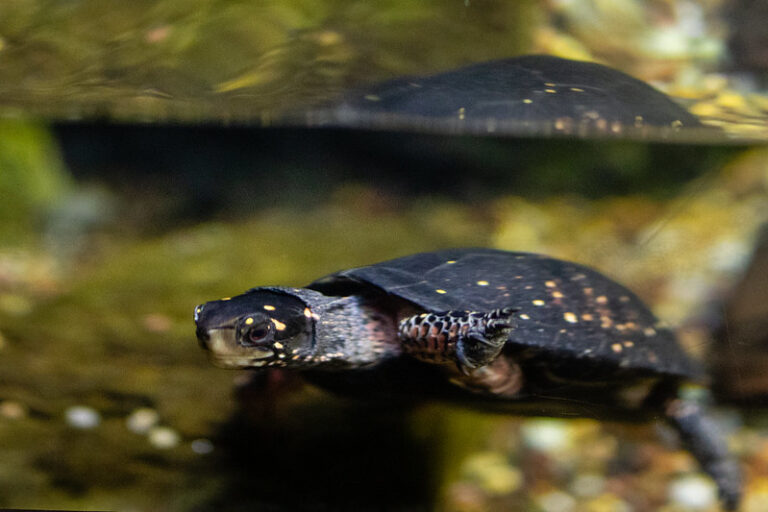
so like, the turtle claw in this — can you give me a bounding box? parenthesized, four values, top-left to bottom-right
(456, 309, 516, 372)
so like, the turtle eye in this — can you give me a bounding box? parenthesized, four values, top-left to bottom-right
(247, 324, 272, 344)
(236, 314, 275, 347)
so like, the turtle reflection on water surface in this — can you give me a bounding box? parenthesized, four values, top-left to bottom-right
(330, 55, 704, 136)
(194, 248, 742, 510)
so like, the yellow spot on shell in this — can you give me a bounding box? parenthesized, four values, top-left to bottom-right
(570, 87, 584, 92)
(245, 317, 254, 325)
(476, 280, 489, 286)
(596, 296, 608, 305)
(446, 260, 456, 264)
(623, 341, 634, 347)
(271, 318, 286, 331)
(611, 343, 623, 353)
(563, 312, 578, 323)
(303, 308, 313, 318)
(644, 327, 656, 337)
(263, 305, 276, 311)
(532, 299, 545, 306)
(581, 313, 594, 321)
(436, 289, 447, 294)
(273, 342, 284, 349)
(545, 88, 556, 93)
(545, 281, 556, 288)
(552, 291, 564, 299)
(523, 98, 533, 104)
(519, 314, 530, 320)
(221, 297, 231, 301)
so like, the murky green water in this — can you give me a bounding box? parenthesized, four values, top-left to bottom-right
(2, 1, 768, 511)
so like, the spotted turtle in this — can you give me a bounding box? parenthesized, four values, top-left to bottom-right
(194, 248, 741, 509)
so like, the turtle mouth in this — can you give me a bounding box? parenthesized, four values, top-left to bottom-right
(201, 327, 275, 369)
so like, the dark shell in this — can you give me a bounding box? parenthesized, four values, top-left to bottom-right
(310, 248, 703, 380)
(335, 55, 701, 129)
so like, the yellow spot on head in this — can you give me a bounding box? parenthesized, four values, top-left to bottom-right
(303, 307, 313, 318)
(623, 341, 634, 347)
(245, 317, 254, 325)
(436, 289, 447, 294)
(458, 107, 466, 120)
(563, 312, 578, 323)
(544, 82, 556, 87)
(476, 280, 489, 286)
(570, 87, 584, 92)
(532, 299, 545, 306)
(364, 94, 381, 102)
(545, 281, 556, 288)
(523, 98, 533, 104)
(545, 88, 556, 93)
(446, 260, 457, 264)
(519, 314, 530, 320)
(263, 305, 276, 311)
(273, 342, 284, 349)
(271, 318, 286, 331)
(611, 343, 623, 353)
(552, 291, 564, 299)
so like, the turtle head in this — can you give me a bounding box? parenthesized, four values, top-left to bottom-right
(194, 288, 315, 369)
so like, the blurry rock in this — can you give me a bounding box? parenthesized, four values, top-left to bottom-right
(148, 426, 180, 449)
(536, 490, 576, 512)
(65, 405, 101, 429)
(520, 418, 573, 453)
(668, 474, 718, 509)
(461, 451, 523, 495)
(191, 438, 214, 455)
(0, 400, 27, 420)
(125, 407, 159, 434)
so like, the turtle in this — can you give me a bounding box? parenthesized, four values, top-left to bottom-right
(328, 55, 704, 135)
(194, 248, 741, 509)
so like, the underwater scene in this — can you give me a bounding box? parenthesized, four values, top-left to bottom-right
(2, 1, 768, 511)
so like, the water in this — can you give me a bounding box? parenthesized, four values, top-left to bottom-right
(1, 1, 768, 511)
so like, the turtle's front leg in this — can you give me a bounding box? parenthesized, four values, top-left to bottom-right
(398, 309, 515, 372)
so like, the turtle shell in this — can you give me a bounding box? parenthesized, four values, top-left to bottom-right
(335, 55, 702, 130)
(309, 248, 703, 380)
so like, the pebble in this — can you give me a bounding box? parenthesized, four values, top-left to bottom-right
(0, 400, 27, 420)
(148, 426, 180, 449)
(537, 490, 576, 512)
(571, 473, 605, 497)
(125, 407, 159, 434)
(668, 474, 717, 509)
(142, 313, 172, 333)
(462, 451, 522, 495)
(65, 405, 101, 429)
(521, 418, 572, 453)
(191, 438, 214, 455)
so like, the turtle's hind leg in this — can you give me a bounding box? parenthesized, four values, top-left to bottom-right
(665, 398, 742, 510)
(398, 308, 515, 372)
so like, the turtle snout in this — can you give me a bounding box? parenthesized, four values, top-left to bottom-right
(196, 326, 211, 349)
